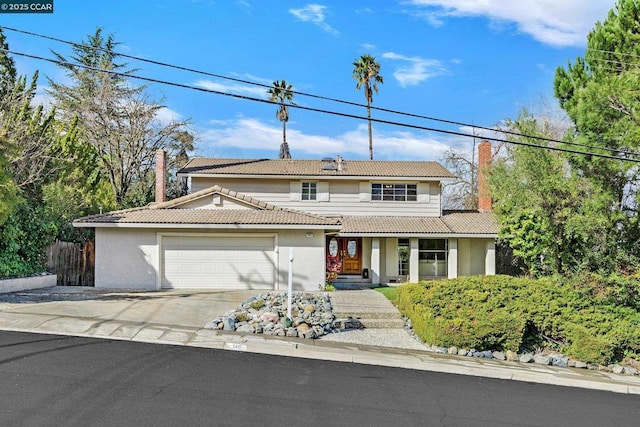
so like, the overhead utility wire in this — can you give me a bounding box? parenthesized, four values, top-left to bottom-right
(586, 47, 640, 61)
(4, 47, 640, 165)
(2, 25, 635, 158)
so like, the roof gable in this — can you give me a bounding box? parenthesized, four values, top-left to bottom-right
(74, 185, 341, 227)
(151, 185, 276, 211)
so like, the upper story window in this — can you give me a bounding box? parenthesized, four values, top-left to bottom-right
(301, 182, 317, 201)
(371, 183, 417, 202)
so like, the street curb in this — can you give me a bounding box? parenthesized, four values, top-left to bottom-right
(1, 317, 639, 396)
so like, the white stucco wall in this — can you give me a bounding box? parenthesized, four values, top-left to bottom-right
(455, 238, 493, 277)
(470, 239, 488, 275)
(94, 227, 325, 291)
(384, 237, 399, 283)
(95, 228, 159, 289)
(274, 230, 326, 291)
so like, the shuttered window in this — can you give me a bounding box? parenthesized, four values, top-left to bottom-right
(302, 182, 317, 201)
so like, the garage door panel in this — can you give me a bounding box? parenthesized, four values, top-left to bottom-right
(161, 235, 276, 289)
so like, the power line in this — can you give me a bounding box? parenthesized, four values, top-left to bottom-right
(4, 46, 640, 164)
(2, 25, 635, 158)
(587, 47, 640, 61)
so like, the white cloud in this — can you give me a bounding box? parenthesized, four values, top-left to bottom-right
(382, 52, 447, 87)
(289, 4, 339, 35)
(32, 87, 54, 111)
(229, 72, 273, 85)
(405, 0, 615, 47)
(194, 79, 268, 98)
(155, 107, 183, 125)
(196, 117, 463, 160)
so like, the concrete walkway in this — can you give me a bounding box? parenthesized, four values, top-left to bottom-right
(319, 289, 430, 351)
(0, 286, 639, 395)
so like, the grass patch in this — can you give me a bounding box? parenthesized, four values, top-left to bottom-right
(373, 286, 398, 304)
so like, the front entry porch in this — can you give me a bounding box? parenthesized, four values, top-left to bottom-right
(327, 236, 496, 286)
(326, 236, 363, 276)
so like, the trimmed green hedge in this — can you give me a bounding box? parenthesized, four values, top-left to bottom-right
(396, 275, 640, 365)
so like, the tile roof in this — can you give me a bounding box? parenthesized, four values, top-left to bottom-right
(179, 158, 455, 179)
(74, 186, 497, 235)
(441, 211, 499, 235)
(340, 212, 498, 235)
(74, 185, 340, 227)
(340, 216, 451, 234)
(75, 209, 340, 226)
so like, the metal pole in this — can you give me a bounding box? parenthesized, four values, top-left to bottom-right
(287, 247, 293, 320)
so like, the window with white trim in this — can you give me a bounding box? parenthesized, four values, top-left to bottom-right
(301, 182, 317, 201)
(398, 238, 410, 276)
(371, 183, 417, 201)
(418, 239, 448, 277)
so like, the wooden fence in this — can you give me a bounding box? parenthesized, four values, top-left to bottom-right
(46, 240, 95, 286)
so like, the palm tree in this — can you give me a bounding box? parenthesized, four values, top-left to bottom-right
(267, 80, 295, 159)
(352, 54, 383, 160)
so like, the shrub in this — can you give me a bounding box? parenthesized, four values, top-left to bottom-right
(397, 274, 640, 364)
(250, 299, 265, 310)
(0, 200, 57, 279)
(235, 313, 249, 322)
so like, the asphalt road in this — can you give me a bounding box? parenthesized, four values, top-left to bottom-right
(0, 331, 637, 427)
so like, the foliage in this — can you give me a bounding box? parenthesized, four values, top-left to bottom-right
(488, 109, 612, 276)
(47, 28, 193, 208)
(553, 0, 640, 272)
(325, 255, 341, 283)
(440, 141, 479, 210)
(320, 283, 336, 292)
(267, 80, 295, 159)
(352, 54, 383, 160)
(396, 275, 640, 364)
(0, 134, 18, 225)
(250, 299, 265, 310)
(0, 28, 195, 278)
(0, 28, 52, 222)
(0, 199, 57, 278)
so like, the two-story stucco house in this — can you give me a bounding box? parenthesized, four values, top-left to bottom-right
(74, 143, 498, 291)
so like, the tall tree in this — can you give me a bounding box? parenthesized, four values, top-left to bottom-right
(0, 29, 19, 224)
(47, 28, 192, 207)
(489, 109, 614, 276)
(0, 28, 62, 220)
(0, 29, 85, 276)
(554, 0, 640, 270)
(352, 54, 383, 160)
(267, 80, 294, 159)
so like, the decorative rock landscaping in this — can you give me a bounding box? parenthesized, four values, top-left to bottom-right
(402, 315, 640, 376)
(206, 291, 640, 377)
(205, 292, 341, 339)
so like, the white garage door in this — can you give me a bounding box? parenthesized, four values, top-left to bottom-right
(161, 235, 276, 289)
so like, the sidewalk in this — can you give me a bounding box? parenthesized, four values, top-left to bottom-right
(0, 286, 639, 395)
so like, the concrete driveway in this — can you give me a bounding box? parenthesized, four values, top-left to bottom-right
(1, 286, 640, 395)
(0, 287, 260, 329)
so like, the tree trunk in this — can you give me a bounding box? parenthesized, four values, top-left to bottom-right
(366, 102, 373, 160)
(279, 121, 291, 159)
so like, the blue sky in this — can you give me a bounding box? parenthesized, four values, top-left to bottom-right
(4, 0, 616, 161)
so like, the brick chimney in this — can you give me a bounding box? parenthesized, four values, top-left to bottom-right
(155, 148, 166, 203)
(477, 141, 492, 212)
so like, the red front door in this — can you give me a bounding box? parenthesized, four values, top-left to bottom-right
(326, 237, 362, 275)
